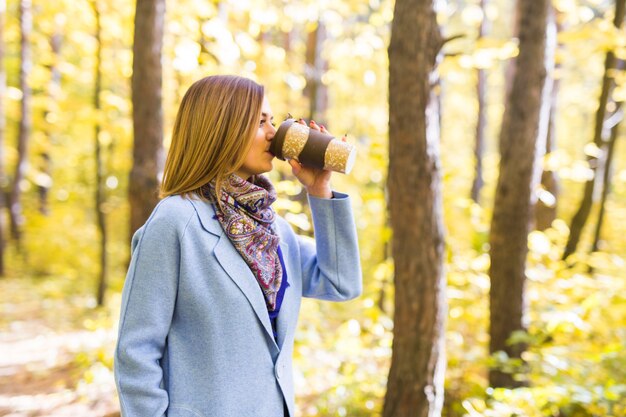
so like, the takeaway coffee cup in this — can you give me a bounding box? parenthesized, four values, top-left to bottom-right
(269, 118, 357, 174)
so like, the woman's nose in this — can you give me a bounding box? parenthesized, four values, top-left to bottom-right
(266, 123, 277, 139)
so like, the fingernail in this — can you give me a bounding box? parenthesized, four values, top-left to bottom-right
(310, 120, 316, 125)
(320, 125, 326, 129)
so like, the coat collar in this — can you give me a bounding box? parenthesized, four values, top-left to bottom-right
(187, 195, 223, 236)
(187, 196, 291, 352)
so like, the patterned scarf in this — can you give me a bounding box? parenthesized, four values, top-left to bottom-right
(204, 174, 283, 311)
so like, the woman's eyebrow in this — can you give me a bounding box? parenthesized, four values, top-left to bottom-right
(261, 112, 274, 119)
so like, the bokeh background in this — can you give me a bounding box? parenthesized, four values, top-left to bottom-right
(1, 0, 625, 416)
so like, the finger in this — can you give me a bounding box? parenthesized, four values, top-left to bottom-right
(288, 158, 302, 174)
(341, 134, 348, 142)
(309, 120, 320, 131)
(297, 118, 306, 125)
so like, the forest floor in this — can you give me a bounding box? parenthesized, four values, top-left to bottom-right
(0, 277, 120, 417)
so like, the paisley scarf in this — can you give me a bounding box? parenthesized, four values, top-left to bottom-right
(203, 174, 283, 311)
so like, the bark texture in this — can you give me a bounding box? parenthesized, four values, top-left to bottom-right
(129, 0, 165, 238)
(9, 0, 32, 245)
(489, 0, 553, 388)
(563, 0, 625, 259)
(383, 0, 446, 416)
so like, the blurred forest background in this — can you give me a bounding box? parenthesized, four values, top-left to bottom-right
(0, 0, 625, 416)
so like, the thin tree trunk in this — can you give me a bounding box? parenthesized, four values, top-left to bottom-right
(489, 0, 553, 388)
(384, 0, 446, 416)
(129, 0, 165, 238)
(92, 2, 107, 307)
(9, 0, 32, 245)
(591, 107, 622, 253)
(304, 22, 328, 124)
(282, 29, 299, 114)
(536, 8, 561, 230)
(39, 29, 62, 216)
(283, 30, 292, 59)
(0, 0, 6, 276)
(470, 0, 489, 204)
(563, 0, 625, 259)
(295, 22, 331, 221)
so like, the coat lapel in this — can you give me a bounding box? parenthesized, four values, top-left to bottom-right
(213, 237, 278, 349)
(189, 197, 279, 351)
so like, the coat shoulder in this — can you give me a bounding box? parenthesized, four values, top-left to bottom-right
(140, 195, 198, 236)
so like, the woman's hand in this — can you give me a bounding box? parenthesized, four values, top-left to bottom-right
(288, 119, 341, 199)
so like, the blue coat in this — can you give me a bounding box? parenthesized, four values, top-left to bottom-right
(114, 192, 362, 417)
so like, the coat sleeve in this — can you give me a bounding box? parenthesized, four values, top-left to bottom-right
(114, 210, 189, 417)
(299, 192, 363, 300)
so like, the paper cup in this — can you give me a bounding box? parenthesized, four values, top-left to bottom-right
(269, 118, 357, 174)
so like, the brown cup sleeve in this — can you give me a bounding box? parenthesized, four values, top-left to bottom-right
(269, 118, 296, 160)
(299, 129, 334, 170)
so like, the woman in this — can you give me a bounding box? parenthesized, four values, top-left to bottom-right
(114, 75, 362, 417)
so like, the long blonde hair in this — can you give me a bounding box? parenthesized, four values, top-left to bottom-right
(160, 75, 264, 200)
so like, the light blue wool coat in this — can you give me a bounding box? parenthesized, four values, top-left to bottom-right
(114, 192, 362, 417)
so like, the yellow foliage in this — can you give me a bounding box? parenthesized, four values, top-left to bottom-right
(1, 0, 625, 416)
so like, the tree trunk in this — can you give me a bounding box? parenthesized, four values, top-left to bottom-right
(39, 29, 62, 216)
(470, 0, 489, 204)
(591, 106, 622, 253)
(92, 2, 107, 307)
(383, 0, 446, 416)
(304, 22, 328, 124)
(536, 8, 561, 230)
(9, 0, 32, 245)
(503, 1, 522, 101)
(489, 0, 553, 388)
(129, 0, 165, 238)
(0, 0, 6, 276)
(563, 0, 625, 259)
